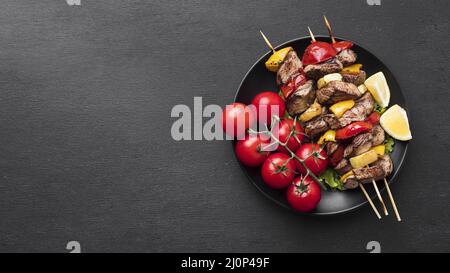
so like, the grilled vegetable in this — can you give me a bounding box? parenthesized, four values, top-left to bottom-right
(265, 47, 293, 72)
(299, 100, 322, 122)
(335, 121, 373, 140)
(341, 64, 362, 74)
(329, 100, 355, 118)
(370, 145, 385, 157)
(349, 150, 378, 169)
(317, 130, 336, 145)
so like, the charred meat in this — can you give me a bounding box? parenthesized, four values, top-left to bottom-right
(316, 80, 362, 105)
(304, 113, 329, 137)
(342, 71, 366, 86)
(338, 92, 374, 127)
(286, 80, 316, 116)
(343, 132, 373, 158)
(304, 108, 339, 137)
(352, 155, 393, 183)
(335, 158, 353, 175)
(336, 49, 357, 67)
(304, 58, 343, 80)
(371, 125, 385, 146)
(276, 50, 303, 85)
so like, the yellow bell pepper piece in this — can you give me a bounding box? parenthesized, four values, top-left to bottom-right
(341, 64, 363, 74)
(370, 145, 385, 157)
(349, 150, 379, 169)
(265, 47, 293, 72)
(317, 130, 336, 145)
(329, 100, 355, 118)
(299, 101, 322, 122)
(340, 170, 354, 183)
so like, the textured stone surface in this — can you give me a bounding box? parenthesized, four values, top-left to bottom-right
(0, 0, 448, 252)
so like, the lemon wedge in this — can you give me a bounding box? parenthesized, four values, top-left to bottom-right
(380, 104, 412, 141)
(364, 72, 390, 108)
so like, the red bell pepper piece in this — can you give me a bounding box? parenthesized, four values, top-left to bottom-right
(332, 41, 353, 53)
(335, 121, 373, 140)
(365, 112, 381, 125)
(302, 41, 337, 66)
(280, 73, 307, 99)
(329, 144, 345, 167)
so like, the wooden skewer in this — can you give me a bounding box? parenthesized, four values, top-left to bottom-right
(372, 179, 389, 216)
(384, 178, 402, 221)
(323, 15, 336, 44)
(307, 26, 316, 42)
(259, 30, 276, 53)
(359, 184, 381, 219)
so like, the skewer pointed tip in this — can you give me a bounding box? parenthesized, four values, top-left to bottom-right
(307, 26, 316, 42)
(322, 15, 336, 44)
(259, 30, 275, 53)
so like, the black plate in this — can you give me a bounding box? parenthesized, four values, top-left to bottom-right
(234, 36, 409, 215)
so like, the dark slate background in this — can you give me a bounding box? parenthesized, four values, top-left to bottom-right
(0, 0, 448, 253)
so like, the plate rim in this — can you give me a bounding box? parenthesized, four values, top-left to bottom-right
(232, 35, 410, 216)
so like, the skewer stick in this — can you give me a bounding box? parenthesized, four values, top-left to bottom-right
(359, 184, 381, 219)
(384, 178, 402, 221)
(323, 15, 336, 44)
(372, 179, 389, 216)
(259, 30, 276, 53)
(307, 27, 316, 42)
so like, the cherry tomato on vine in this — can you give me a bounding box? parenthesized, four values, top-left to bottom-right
(261, 153, 295, 189)
(271, 118, 304, 154)
(295, 143, 329, 176)
(235, 134, 270, 167)
(221, 103, 256, 139)
(251, 92, 285, 126)
(286, 175, 321, 213)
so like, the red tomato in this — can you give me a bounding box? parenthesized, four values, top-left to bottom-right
(235, 134, 270, 167)
(271, 119, 304, 154)
(295, 143, 329, 176)
(221, 103, 255, 139)
(251, 92, 286, 126)
(286, 176, 321, 212)
(261, 153, 295, 189)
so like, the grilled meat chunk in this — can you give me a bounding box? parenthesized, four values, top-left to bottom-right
(336, 49, 357, 67)
(304, 114, 329, 137)
(304, 58, 343, 80)
(373, 155, 393, 177)
(338, 92, 374, 127)
(326, 142, 340, 155)
(371, 125, 385, 146)
(353, 165, 385, 183)
(343, 177, 359, 189)
(316, 81, 362, 105)
(304, 108, 339, 137)
(286, 80, 316, 116)
(344, 132, 373, 158)
(335, 159, 352, 175)
(276, 50, 302, 85)
(342, 71, 366, 86)
(352, 155, 393, 183)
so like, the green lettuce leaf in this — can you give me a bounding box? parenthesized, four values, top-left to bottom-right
(384, 135, 395, 154)
(319, 168, 345, 191)
(374, 102, 386, 114)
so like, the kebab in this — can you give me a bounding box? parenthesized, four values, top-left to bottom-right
(320, 16, 391, 216)
(257, 23, 409, 220)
